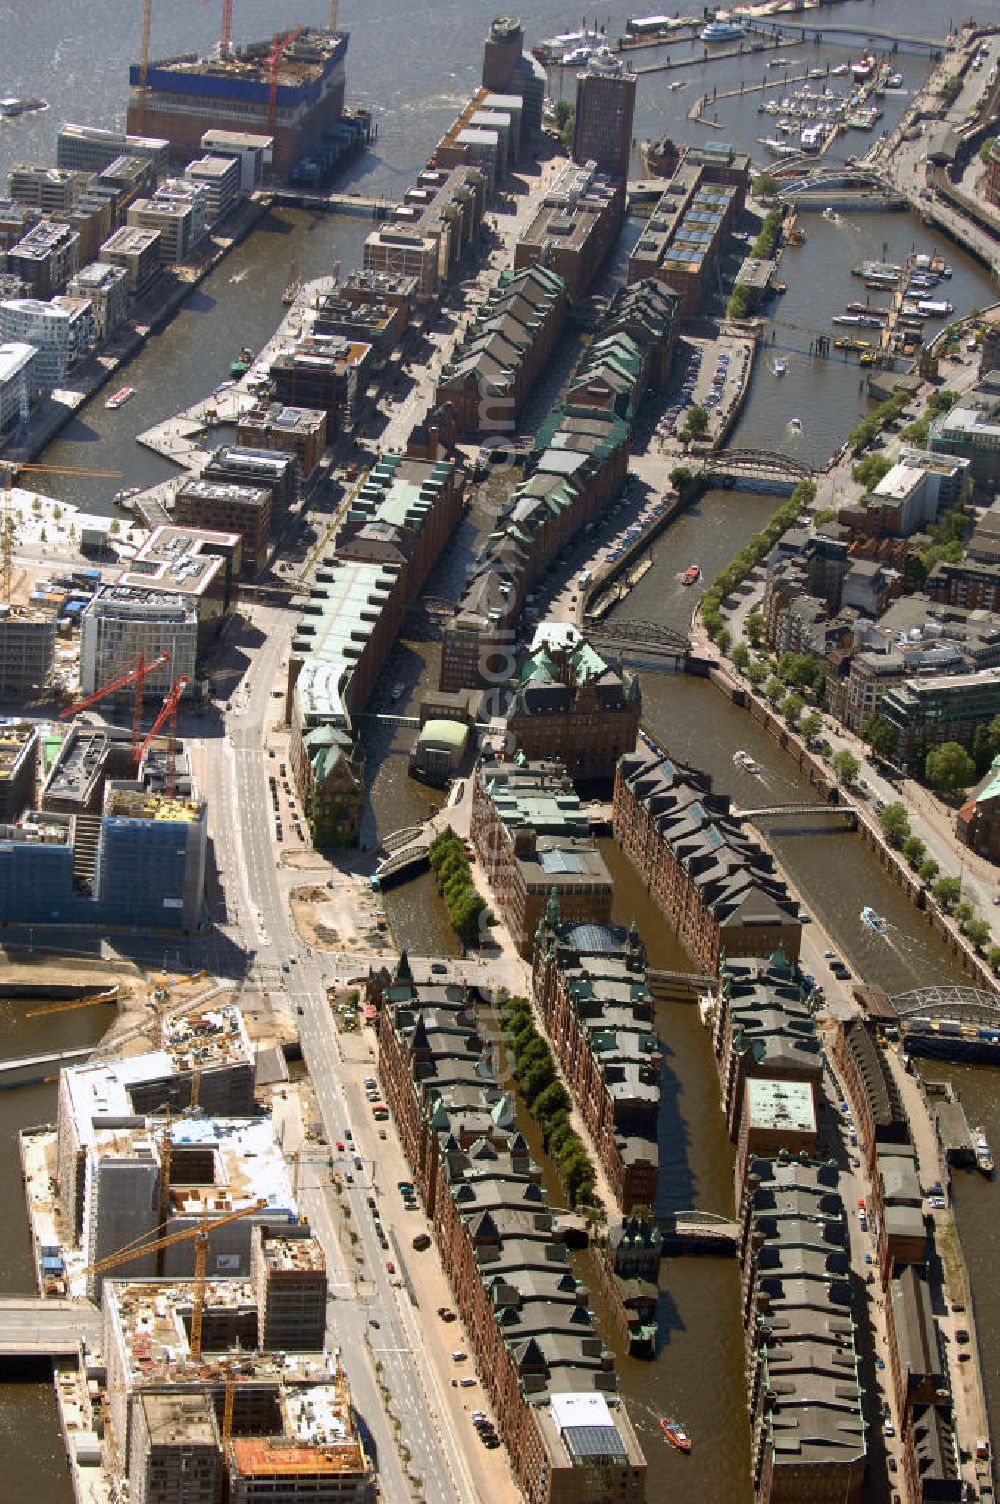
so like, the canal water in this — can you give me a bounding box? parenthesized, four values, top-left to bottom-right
(2, 0, 997, 1496)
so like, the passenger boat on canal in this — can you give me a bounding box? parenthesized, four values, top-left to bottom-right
(682, 564, 701, 585)
(974, 1126, 994, 1176)
(733, 749, 763, 775)
(660, 1418, 691, 1452)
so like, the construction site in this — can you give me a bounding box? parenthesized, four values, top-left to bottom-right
(14, 981, 377, 1504)
(127, 3, 350, 176)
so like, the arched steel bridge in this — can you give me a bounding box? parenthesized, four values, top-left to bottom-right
(892, 986, 1000, 1026)
(585, 619, 689, 654)
(703, 448, 815, 482)
(777, 167, 895, 200)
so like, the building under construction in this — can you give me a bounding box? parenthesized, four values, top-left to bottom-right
(101, 1248, 376, 1504)
(127, 27, 348, 176)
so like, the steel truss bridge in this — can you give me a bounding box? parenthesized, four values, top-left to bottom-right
(892, 986, 1000, 1027)
(777, 167, 905, 206)
(703, 448, 815, 490)
(586, 619, 689, 656)
(750, 18, 947, 57)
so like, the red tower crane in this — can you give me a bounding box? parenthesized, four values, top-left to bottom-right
(267, 24, 303, 135)
(134, 675, 189, 794)
(59, 650, 171, 759)
(220, 0, 234, 56)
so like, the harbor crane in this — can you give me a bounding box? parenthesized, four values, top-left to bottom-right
(84, 1197, 268, 1360)
(267, 24, 304, 134)
(1, 459, 121, 604)
(59, 649, 170, 759)
(133, 673, 189, 793)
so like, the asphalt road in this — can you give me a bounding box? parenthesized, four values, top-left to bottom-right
(200, 609, 467, 1504)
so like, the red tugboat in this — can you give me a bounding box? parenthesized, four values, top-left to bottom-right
(682, 564, 701, 586)
(660, 1417, 692, 1452)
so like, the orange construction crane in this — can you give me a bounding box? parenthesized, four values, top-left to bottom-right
(134, 674, 189, 793)
(138, 0, 154, 133)
(26, 988, 120, 1018)
(84, 1197, 267, 1360)
(1, 460, 121, 604)
(220, 0, 234, 56)
(267, 24, 303, 134)
(59, 649, 170, 759)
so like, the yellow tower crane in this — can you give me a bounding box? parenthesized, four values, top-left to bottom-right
(26, 988, 120, 1018)
(84, 1197, 268, 1360)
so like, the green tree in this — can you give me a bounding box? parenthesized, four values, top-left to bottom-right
(683, 404, 709, 441)
(553, 98, 575, 151)
(765, 675, 785, 706)
(852, 453, 894, 489)
(715, 625, 732, 654)
(918, 856, 940, 884)
(954, 901, 975, 929)
(902, 834, 926, 868)
(861, 713, 897, 760)
(533, 1080, 571, 1123)
(988, 945, 1000, 974)
(517, 1037, 550, 1073)
(522, 1057, 556, 1105)
(979, 135, 997, 164)
(931, 875, 962, 912)
(879, 801, 910, 849)
(800, 711, 823, 744)
(546, 1114, 575, 1155)
(751, 172, 779, 198)
(782, 691, 804, 726)
(971, 714, 1000, 773)
(746, 609, 765, 648)
(731, 641, 750, 672)
(670, 465, 693, 492)
(925, 741, 976, 792)
(746, 659, 767, 688)
(831, 749, 859, 785)
(812, 507, 838, 526)
(727, 284, 750, 320)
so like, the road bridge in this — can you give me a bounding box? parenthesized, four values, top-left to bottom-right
(751, 18, 948, 57)
(373, 842, 432, 889)
(0, 1297, 101, 1357)
(703, 448, 815, 493)
(647, 968, 716, 1000)
(271, 188, 392, 219)
(892, 986, 1000, 1026)
(736, 802, 858, 832)
(657, 1210, 740, 1254)
(778, 169, 908, 211)
(584, 618, 689, 659)
(0, 1045, 94, 1082)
